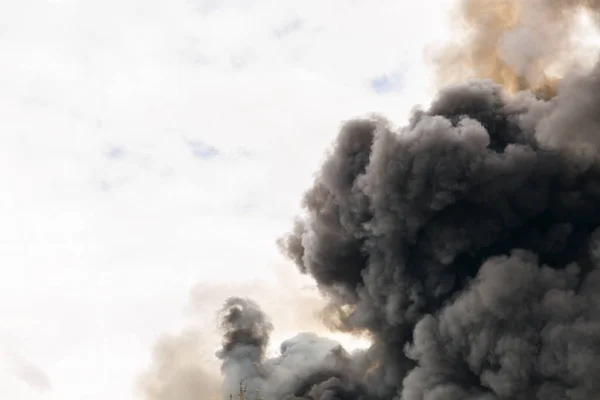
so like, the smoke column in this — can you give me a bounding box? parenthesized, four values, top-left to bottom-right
(216, 1, 600, 399)
(138, 268, 334, 400)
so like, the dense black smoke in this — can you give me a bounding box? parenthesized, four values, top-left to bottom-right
(216, 57, 600, 399)
(214, 2, 600, 399)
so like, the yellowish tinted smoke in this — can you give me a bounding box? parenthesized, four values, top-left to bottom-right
(139, 262, 372, 400)
(365, 360, 380, 377)
(436, 0, 600, 97)
(461, 0, 525, 92)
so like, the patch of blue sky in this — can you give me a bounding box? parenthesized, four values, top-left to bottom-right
(370, 71, 405, 94)
(272, 18, 304, 38)
(105, 146, 125, 159)
(187, 140, 220, 160)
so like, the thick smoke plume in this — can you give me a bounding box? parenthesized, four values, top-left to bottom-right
(219, 72, 600, 399)
(213, 1, 600, 399)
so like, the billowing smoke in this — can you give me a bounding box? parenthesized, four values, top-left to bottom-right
(215, 4, 600, 398)
(217, 297, 374, 400)
(138, 270, 333, 400)
(197, 1, 600, 399)
(434, 0, 600, 95)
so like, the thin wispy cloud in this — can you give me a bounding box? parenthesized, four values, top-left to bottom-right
(105, 146, 126, 160)
(14, 359, 52, 393)
(186, 140, 220, 160)
(272, 18, 305, 38)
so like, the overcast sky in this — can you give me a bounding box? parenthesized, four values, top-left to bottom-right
(0, 1, 453, 399)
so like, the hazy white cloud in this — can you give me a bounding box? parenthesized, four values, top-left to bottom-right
(1, 353, 52, 395)
(13, 360, 52, 393)
(0, 1, 452, 399)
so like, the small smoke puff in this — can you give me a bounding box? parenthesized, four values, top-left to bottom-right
(217, 297, 273, 358)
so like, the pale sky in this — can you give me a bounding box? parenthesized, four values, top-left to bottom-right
(0, 1, 453, 399)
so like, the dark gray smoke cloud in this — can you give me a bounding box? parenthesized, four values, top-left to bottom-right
(217, 57, 600, 399)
